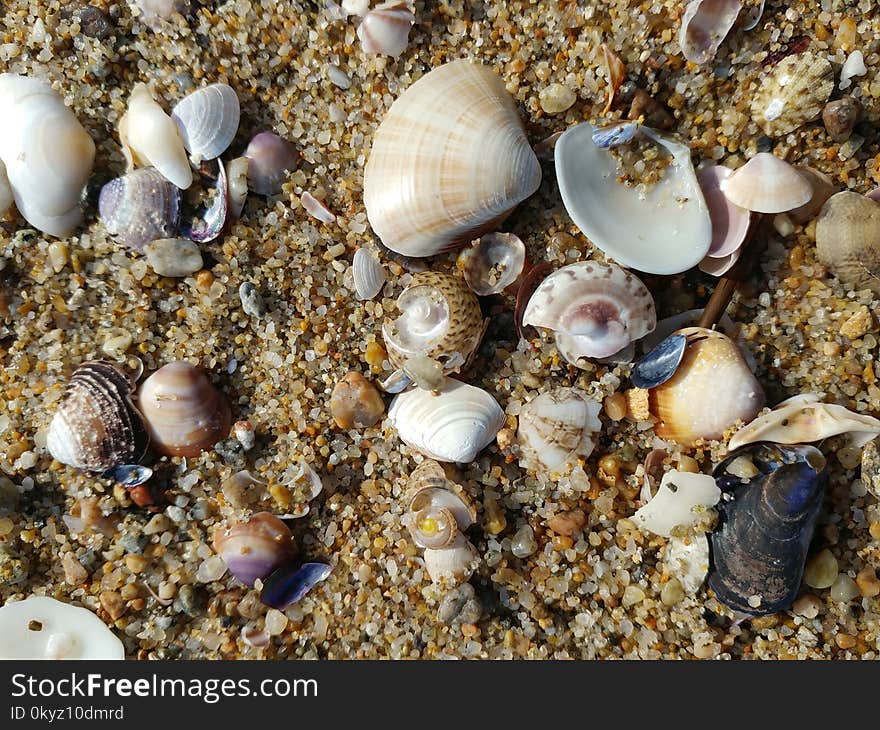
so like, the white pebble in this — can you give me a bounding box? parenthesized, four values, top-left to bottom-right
(840, 50, 867, 87)
(264, 609, 288, 635)
(196, 556, 227, 583)
(144, 238, 203, 278)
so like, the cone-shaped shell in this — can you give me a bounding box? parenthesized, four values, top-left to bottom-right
(364, 60, 542, 257)
(815, 191, 880, 295)
(720, 153, 812, 213)
(750, 52, 833, 136)
(709, 443, 827, 615)
(649, 328, 764, 446)
(137, 361, 231, 457)
(46, 361, 149, 473)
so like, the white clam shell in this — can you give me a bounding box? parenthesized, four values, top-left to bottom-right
(0, 74, 95, 237)
(517, 388, 601, 473)
(352, 247, 386, 300)
(364, 60, 542, 257)
(172, 83, 240, 163)
(522, 261, 656, 362)
(387, 377, 505, 463)
(119, 83, 193, 189)
(664, 533, 710, 594)
(458, 232, 526, 296)
(0, 596, 124, 659)
(728, 393, 880, 451)
(357, 1, 415, 58)
(632, 470, 720, 537)
(720, 153, 812, 214)
(555, 123, 711, 274)
(679, 0, 742, 65)
(423, 534, 479, 584)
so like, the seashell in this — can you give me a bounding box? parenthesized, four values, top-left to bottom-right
(708, 443, 827, 615)
(639, 309, 737, 352)
(382, 271, 485, 377)
(631, 333, 687, 389)
(457, 232, 526, 296)
(601, 43, 626, 115)
(522, 261, 656, 362)
(99, 167, 181, 252)
(379, 369, 414, 394)
(352, 247, 386, 300)
(591, 121, 640, 149)
(0, 74, 95, 237)
(647, 327, 764, 446)
(741, 0, 764, 30)
(697, 165, 751, 257)
(860, 437, 880, 500)
(260, 562, 332, 610)
(665, 533, 710, 594)
(105, 463, 153, 488)
(363, 60, 542, 258)
(788, 166, 835, 224)
(815, 191, 880, 295)
(226, 156, 249, 219)
(171, 83, 240, 164)
(720, 153, 812, 214)
(180, 158, 227, 243)
(387, 376, 505, 463)
(405, 460, 476, 530)
(679, 0, 742, 65)
(137, 361, 231, 457)
(0, 160, 13, 217)
(423, 534, 478, 585)
(840, 50, 867, 88)
(727, 392, 880, 451)
(356, 1, 415, 58)
(301, 191, 336, 224)
(405, 505, 459, 549)
(554, 123, 711, 274)
(698, 249, 741, 276)
(633, 469, 720, 537)
(750, 52, 833, 136)
(0, 596, 124, 660)
(119, 83, 192, 189)
(514, 261, 551, 340)
(47, 361, 149, 473)
(534, 131, 562, 161)
(212, 512, 297, 587)
(132, 0, 188, 28)
(516, 388, 601, 473)
(330, 371, 385, 429)
(244, 131, 299, 196)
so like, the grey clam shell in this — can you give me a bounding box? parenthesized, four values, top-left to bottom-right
(172, 83, 240, 162)
(46, 361, 150, 473)
(98, 168, 181, 252)
(708, 443, 826, 616)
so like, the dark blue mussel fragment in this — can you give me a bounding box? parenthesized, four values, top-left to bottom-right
(104, 463, 153, 488)
(260, 562, 332, 610)
(591, 120, 640, 149)
(708, 443, 827, 616)
(630, 333, 687, 389)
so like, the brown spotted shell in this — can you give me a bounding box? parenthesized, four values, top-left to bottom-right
(750, 52, 834, 136)
(816, 191, 880, 295)
(382, 272, 486, 375)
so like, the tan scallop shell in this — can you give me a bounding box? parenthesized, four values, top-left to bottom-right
(750, 52, 833, 136)
(815, 191, 880, 295)
(363, 60, 542, 257)
(648, 328, 764, 446)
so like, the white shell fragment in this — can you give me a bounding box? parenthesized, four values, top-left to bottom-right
(352, 247, 386, 300)
(423, 534, 479, 584)
(143, 238, 203, 278)
(679, 0, 742, 65)
(0, 160, 13, 217)
(0, 74, 96, 237)
(120, 83, 193, 189)
(387, 377, 505, 463)
(301, 192, 336, 223)
(554, 123, 711, 274)
(172, 83, 240, 164)
(664, 533, 710, 594)
(357, 1, 415, 58)
(840, 50, 867, 88)
(0, 596, 124, 659)
(720, 153, 811, 214)
(522, 261, 656, 362)
(226, 156, 249, 219)
(632, 470, 720, 537)
(728, 393, 880, 451)
(458, 232, 526, 296)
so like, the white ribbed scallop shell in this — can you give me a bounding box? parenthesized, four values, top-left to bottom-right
(352, 247, 386, 300)
(364, 60, 542, 257)
(172, 83, 240, 163)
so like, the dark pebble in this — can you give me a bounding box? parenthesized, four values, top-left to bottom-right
(118, 531, 149, 555)
(214, 438, 247, 468)
(823, 96, 860, 143)
(756, 135, 774, 153)
(176, 584, 206, 617)
(76, 5, 113, 39)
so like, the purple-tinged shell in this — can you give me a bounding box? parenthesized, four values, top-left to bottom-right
(697, 165, 751, 257)
(98, 168, 181, 252)
(212, 512, 297, 587)
(244, 131, 299, 196)
(260, 562, 332, 610)
(181, 158, 228, 243)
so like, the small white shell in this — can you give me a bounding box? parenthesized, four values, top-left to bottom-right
(632, 470, 720, 537)
(728, 393, 880, 451)
(387, 377, 505, 463)
(301, 192, 336, 223)
(352, 247, 386, 300)
(665, 533, 710, 594)
(226, 156, 249, 219)
(357, 1, 415, 58)
(679, 0, 742, 65)
(119, 83, 193, 189)
(720, 153, 812, 214)
(555, 123, 712, 274)
(840, 50, 867, 88)
(172, 83, 240, 163)
(423, 534, 479, 584)
(0, 160, 12, 216)
(457, 232, 526, 296)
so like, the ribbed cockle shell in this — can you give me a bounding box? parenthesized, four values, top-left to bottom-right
(171, 83, 240, 163)
(213, 512, 297, 587)
(815, 191, 880, 295)
(98, 167, 181, 251)
(364, 60, 541, 257)
(750, 52, 833, 136)
(137, 361, 231, 457)
(47, 361, 149, 473)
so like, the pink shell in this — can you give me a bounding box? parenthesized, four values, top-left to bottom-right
(866, 188, 880, 202)
(699, 247, 741, 277)
(697, 165, 752, 257)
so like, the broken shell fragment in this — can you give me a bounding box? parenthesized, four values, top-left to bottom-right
(750, 52, 834, 136)
(632, 469, 720, 537)
(697, 165, 752, 257)
(301, 191, 336, 223)
(678, 0, 742, 65)
(260, 562, 332, 610)
(720, 153, 812, 213)
(665, 533, 710, 594)
(364, 60, 542, 257)
(631, 333, 687, 389)
(423, 534, 479, 585)
(171, 83, 240, 164)
(244, 131, 299, 196)
(727, 393, 880, 451)
(815, 191, 880, 295)
(457, 232, 526, 296)
(226, 156, 249, 219)
(352, 247, 386, 300)
(554, 123, 711, 274)
(522, 261, 656, 362)
(212, 512, 297, 587)
(591, 120, 640, 149)
(357, 1, 415, 58)
(180, 158, 228, 243)
(387, 377, 505, 463)
(98, 167, 181, 252)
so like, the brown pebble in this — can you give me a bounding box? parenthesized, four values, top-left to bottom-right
(100, 590, 127, 621)
(629, 89, 674, 129)
(547, 508, 587, 536)
(61, 553, 88, 585)
(856, 565, 880, 597)
(839, 306, 872, 340)
(330, 371, 385, 429)
(604, 392, 627, 421)
(835, 633, 857, 650)
(822, 96, 860, 142)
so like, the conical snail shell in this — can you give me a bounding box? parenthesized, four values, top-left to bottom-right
(171, 83, 240, 163)
(98, 167, 181, 251)
(648, 327, 764, 446)
(0, 74, 95, 237)
(46, 361, 149, 473)
(137, 361, 231, 457)
(382, 272, 485, 375)
(364, 60, 542, 257)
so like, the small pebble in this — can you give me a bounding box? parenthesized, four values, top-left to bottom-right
(214, 438, 247, 468)
(61, 552, 88, 585)
(840, 50, 867, 87)
(822, 96, 860, 142)
(547, 509, 586, 536)
(830, 574, 860, 603)
(196, 555, 228, 583)
(176, 584, 206, 617)
(329, 371, 385, 429)
(856, 565, 880, 597)
(803, 548, 839, 589)
(792, 593, 821, 619)
(100, 590, 126, 621)
(233, 420, 255, 451)
(839, 306, 872, 340)
(327, 64, 352, 90)
(0, 544, 28, 585)
(838, 134, 865, 161)
(264, 608, 288, 635)
(660, 578, 684, 606)
(622, 585, 645, 608)
(143, 238, 204, 278)
(239, 282, 267, 318)
(483, 498, 507, 535)
(511, 525, 537, 558)
(76, 5, 113, 39)
(539, 83, 576, 114)
(437, 583, 482, 625)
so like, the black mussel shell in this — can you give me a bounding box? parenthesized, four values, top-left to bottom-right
(631, 333, 687, 389)
(707, 443, 826, 616)
(260, 562, 332, 610)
